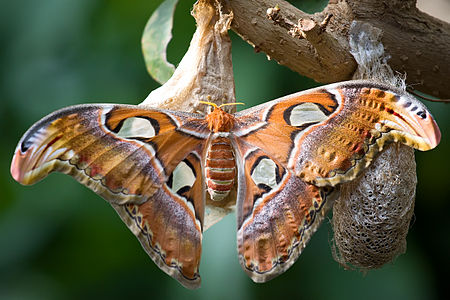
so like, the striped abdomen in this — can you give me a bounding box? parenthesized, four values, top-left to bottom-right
(205, 137, 236, 201)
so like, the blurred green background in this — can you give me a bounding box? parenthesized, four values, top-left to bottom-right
(1, 0, 449, 299)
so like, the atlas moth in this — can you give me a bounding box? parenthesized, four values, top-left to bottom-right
(11, 80, 440, 288)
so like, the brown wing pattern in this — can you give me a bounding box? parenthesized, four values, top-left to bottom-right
(235, 81, 441, 187)
(232, 80, 440, 281)
(231, 142, 336, 282)
(10, 104, 208, 288)
(291, 82, 440, 186)
(112, 152, 205, 289)
(233, 91, 339, 166)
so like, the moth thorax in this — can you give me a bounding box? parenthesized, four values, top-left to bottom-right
(205, 107, 235, 132)
(205, 137, 236, 201)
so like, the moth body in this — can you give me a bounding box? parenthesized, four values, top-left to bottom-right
(205, 136, 236, 201)
(202, 106, 237, 201)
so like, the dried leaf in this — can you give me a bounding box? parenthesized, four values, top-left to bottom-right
(142, 0, 177, 84)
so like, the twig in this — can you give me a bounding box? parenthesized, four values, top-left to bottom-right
(266, 6, 333, 39)
(408, 88, 450, 103)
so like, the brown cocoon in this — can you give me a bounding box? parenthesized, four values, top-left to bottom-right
(332, 143, 416, 269)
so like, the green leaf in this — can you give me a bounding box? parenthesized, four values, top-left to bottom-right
(142, 0, 178, 84)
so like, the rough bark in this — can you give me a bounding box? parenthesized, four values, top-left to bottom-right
(220, 0, 450, 98)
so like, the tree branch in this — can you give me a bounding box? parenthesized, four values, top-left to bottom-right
(220, 0, 450, 98)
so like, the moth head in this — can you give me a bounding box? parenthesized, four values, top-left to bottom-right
(201, 101, 243, 132)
